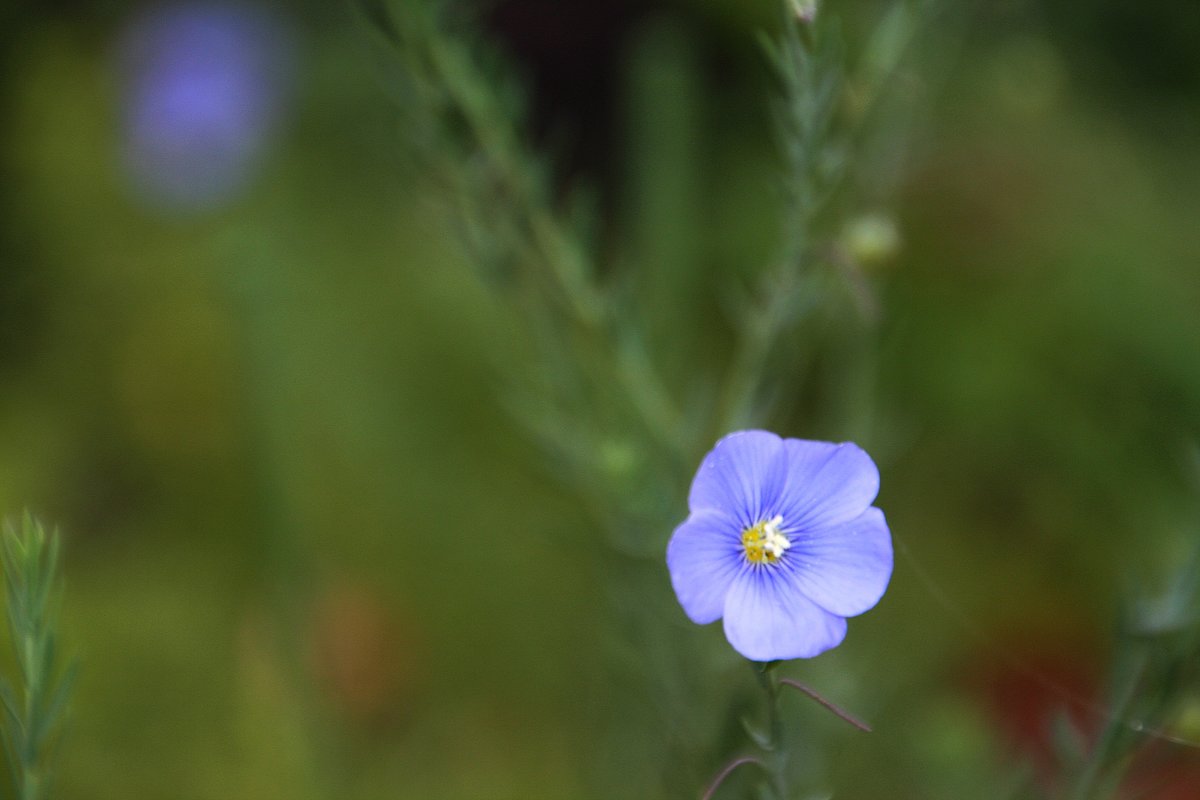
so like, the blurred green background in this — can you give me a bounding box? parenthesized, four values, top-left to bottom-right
(2, 0, 1200, 797)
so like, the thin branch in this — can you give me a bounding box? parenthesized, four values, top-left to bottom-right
(700, 755, 767, 800)
(779, 678, 872, 732)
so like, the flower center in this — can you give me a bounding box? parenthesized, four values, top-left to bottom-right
(741, 515, 790, 565)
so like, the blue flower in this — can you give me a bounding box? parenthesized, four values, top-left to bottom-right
(667, 430, 893, 661)
(115, 2, 294, 211)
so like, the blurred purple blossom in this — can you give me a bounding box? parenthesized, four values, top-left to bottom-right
(116, 2, 294, 211)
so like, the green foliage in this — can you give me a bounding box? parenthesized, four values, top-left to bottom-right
(1059, 546, 1200, 800)
(0, 515, 75, 800)
(360, 0, 694, 530)
(359, 0, 933, 796)
(4, 0, 1200, 797)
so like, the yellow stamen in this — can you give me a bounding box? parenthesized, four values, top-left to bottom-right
(741, 515, 790, 565)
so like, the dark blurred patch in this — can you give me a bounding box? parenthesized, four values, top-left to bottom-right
(56, 442, 160, 544)
(900, 140, 1043, 282)
(1039, 0, 1200, 129)
(484, 0, 650, 186)
(481, 0, 768, 195)
(0, 244, 46, 375)
(0, 5, 55, 374)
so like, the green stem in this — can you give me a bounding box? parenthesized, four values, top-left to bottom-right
(778, 678, 872, 732)
(417, 9, 693, 461)
(756, 662, 790, 800)
(1067, 648, 1148, 800)
(716, 272, 800, 433)
(21, 770, 41, 800)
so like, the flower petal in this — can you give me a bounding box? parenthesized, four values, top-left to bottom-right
(785, 507, 893, 617)
(776, 440, 880, 530)
(722, 566, 848, 661)
(688, 430, 787, 527)
(667, 510, 744, 624)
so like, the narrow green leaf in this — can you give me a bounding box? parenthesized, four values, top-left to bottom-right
(36, 662, 78, 752)
(0, 515, 75, 799)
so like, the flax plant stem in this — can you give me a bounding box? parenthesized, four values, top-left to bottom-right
(699, 756, 767, 800)
(408, 6, 691, 461)
(717, 271, 801, 433)
(756, 661, 790, 800)
(1067, 647, 1149, 800)
(716, 5, 836, 434)
(778, 678, 872, 731)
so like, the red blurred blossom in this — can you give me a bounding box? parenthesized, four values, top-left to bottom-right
(965, 630, 1103, 786)
(308, 581, 424, 729)
(1119, 741, 1200, 800)
(967, 630, 1200, 798)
